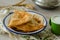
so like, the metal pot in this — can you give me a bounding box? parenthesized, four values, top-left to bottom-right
(32, 0, 60, 9)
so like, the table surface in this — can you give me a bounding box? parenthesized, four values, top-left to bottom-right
(0, 0, 60, 40)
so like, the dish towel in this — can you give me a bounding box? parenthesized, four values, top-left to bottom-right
(0, 7, 60, 40)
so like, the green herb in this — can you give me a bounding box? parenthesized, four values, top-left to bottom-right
(43, 36, 50, 40)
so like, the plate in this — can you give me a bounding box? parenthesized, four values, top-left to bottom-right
(3, 9, 47, 34)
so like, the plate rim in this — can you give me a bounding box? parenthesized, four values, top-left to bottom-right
(3, 11, 47, 35)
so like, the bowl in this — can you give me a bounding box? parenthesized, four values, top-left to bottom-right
(3, 11, 47, 35)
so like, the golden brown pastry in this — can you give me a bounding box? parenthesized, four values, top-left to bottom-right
(8, 10, 44, 32)
(10, 18, 43, 32)
(8, 10, 33, 27)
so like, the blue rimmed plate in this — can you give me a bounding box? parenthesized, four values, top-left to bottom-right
(3, 10, 47, 35)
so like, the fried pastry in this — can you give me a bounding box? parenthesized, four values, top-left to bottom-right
(10, 19, 43, 32)
(33, 14, 44, 24)
(8, 10, 33, 27)
(8, 10, 44, 32)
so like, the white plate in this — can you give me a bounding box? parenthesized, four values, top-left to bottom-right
(3, 9, 47, 34)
